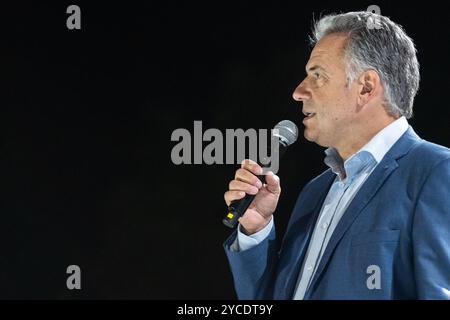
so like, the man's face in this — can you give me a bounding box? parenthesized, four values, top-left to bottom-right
(293, 33, 359, 148)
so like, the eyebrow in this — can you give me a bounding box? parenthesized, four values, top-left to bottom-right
(306, 65, 327, 74)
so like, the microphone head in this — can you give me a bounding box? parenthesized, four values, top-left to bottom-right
(274, 120, 298, 146)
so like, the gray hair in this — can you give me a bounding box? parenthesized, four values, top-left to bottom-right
(310, 12, 420, 119)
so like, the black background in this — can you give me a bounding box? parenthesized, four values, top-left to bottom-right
(0, 1, 449, 299)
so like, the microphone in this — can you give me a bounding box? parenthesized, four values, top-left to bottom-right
(222, 120, 299, 228)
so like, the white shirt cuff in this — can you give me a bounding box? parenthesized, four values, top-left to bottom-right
(230, 216, 274, 252)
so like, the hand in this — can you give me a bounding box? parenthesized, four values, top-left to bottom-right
(224, 159, 281, 235)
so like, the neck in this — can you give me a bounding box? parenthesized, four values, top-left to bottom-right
(334, 115, 398, 161)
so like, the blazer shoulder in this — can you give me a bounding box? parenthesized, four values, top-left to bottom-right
(407, 139, 450, 169)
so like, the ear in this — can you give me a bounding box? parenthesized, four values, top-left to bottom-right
(356, 70, 381, 107)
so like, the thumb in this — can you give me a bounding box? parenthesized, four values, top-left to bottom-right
(264, 171, 280, 194)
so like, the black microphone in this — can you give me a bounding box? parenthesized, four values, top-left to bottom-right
(222, 120, 299, 228)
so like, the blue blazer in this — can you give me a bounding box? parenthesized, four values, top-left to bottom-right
(224, 127, 450, 299)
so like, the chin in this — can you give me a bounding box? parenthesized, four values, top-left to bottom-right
(304, 129, 328, 147)
(303, 129, 316, 143)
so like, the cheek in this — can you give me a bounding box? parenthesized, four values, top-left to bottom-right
(324, 96, 354, 123)
(314, 86, 354, 121)
(317, 106, 342, 123)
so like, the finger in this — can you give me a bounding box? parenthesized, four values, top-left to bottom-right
(224, 190, 246, 206)
(229, 180, 259, 195)
(264, 171, 281, 194)
(235, 168, 263, 188)
(241, 159, 263, 176)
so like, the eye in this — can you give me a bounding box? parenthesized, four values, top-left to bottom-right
(313, 72, 321, 79)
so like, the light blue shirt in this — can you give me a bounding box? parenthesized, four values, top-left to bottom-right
(231, 116, 409, 299)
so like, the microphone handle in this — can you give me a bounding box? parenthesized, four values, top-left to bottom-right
(222, 174, 266, 228)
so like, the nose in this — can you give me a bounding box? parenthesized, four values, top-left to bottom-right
(292, 78, 311, 102)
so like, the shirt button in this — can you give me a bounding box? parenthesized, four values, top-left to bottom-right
(322, 222, 329, 229)
(307, 265, 313, 271)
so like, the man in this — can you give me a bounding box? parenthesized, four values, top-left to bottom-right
(223, 11, 450, 299)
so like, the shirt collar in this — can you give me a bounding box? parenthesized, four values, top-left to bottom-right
(324, 116, 409, 181)
(358, 116, 409, 163)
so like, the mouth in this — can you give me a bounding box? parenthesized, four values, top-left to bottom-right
(303, 111, 316, 120)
